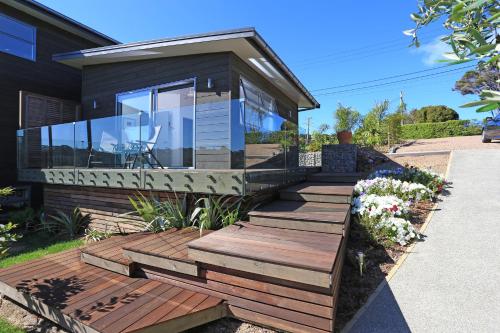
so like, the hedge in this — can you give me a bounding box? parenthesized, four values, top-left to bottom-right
(401, 120, 482, 139)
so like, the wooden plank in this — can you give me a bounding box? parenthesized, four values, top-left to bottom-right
(123, 249, 199, 276)
(188, 248, 331, 289)
(0, 280, 100, 333)
(81, 252, 132, 276)
(140, 267, 331, 331)
(228, 306, 328, 333)
(106, 288, 190, 333)
(125, 303, 225, 333)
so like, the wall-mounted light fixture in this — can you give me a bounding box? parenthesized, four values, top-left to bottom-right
(93, 99, 98, 110)
(207, 78, 214, 89)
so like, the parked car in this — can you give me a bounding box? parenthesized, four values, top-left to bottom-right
(482, 113, 500, 143)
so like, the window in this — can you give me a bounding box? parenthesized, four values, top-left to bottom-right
(0, 13, 36, 61)
(116, 79, 196, 168)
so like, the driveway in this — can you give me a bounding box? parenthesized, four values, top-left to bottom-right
(397, 135, 500, 152)
(346, 149, 500, 332)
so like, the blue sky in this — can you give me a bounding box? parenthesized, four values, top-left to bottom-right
(39, 0, 482, 132)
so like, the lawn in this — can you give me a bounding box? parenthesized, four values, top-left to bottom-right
(0, 319, 25, 333)
(0, 232, 83, 269)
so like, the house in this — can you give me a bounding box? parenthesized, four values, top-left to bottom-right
(0, 0, 117, 187)
(16, 26, 320, 232)
(2, 5, 358, 333)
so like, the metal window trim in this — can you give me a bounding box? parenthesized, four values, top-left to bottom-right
(0, 12, 36, 61)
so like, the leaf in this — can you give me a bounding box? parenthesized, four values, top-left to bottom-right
(410, 13, 423, 22)
(461, 98, 499, 108)
(403, 29, 416, 36)
(463, 0, 490, 11)
(470, 44, 496, 55)
(468, 28, 487, 45)
(476, 102, 500, 113)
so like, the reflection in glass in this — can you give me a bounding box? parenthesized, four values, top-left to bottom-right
(17, 126, 50, 169)
(51, 123, 75, 168)
(116, 82, 195, 168)
(154, 85, 194, 168)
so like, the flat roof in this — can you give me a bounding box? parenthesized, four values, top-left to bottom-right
(53, 27, 319, 110)
(1, 0, 118, 46)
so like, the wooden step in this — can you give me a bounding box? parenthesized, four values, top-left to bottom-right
(280, 182, 353, 203)
(188, 223, 344, 289)
(80, 233, 148, 276)
(122, 229, 213, 277)
(248, 200, 350, 235)
(307, 172, 366, 184)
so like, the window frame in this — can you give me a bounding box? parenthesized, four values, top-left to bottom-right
(0, 12, 36, 61)
(115, 77, 197, 169)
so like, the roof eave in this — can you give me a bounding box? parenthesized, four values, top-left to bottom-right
(1, 0, 118, 46)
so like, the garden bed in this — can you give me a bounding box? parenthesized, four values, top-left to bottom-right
(334, 200, 434, 331)
(333, 166, 446, 331)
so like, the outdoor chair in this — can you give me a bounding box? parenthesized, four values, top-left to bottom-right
(128, 125, 164, 169)
(87, 131, 121, 168)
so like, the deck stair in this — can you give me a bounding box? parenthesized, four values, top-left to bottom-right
(1, 179, 355, 333)
(279, 182, 353, 203)
(187, 222, 343, 289)
(307, 172, 366, 184)
(248, 200, 350, 235)
(81, 233, 147, 276)
(122, 229, 212, 277)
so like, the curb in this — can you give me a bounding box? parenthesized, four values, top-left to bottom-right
(341, 151, 454, 333)
(387, 150, 451, 157)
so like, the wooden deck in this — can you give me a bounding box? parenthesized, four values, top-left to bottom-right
(0, 249, 225, 333)
(188, 222, 343, 289)
(0, 179, 353, 333)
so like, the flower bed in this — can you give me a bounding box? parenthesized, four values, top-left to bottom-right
(335, 165, 447, 330)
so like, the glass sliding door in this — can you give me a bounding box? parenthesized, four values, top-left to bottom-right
(116, 79, 195, 168)
(155, 84, 195, 168)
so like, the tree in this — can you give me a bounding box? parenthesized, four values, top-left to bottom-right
(414, 105, 459, 123)
(354, 100, 390, 146)
(454, 61, 500, 96)
(408, 0, 499, 113)
(333, 104, 361, 133)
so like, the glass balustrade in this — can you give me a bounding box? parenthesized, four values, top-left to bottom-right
(16, 96, 301, 195)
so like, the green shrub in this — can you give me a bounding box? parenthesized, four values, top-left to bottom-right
(127, 192, 192, 232)
(413, 105, 459, 123)
(401, 120, 481, 139)
(191, 195, 243, 234)
(44, 208, 91, 239)
(333, 104, 361, 132)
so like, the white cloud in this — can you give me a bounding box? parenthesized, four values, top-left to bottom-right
(413, 36, 452, 66)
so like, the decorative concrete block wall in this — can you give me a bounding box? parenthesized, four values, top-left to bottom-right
(322, 144, 357, 173)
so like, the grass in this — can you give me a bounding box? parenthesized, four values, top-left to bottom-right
(0, 318, 25, 333)
(0, 231, 83, 332)
(0, 231, 84, 269)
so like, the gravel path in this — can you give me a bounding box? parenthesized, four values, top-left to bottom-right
(346, 149, 500, 333)
(397, 136, 500, 152)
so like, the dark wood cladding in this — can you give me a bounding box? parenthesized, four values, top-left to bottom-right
(81, 53, 232, 169)
(0, 4, 104, 186)
(43, 184, 178, 233)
